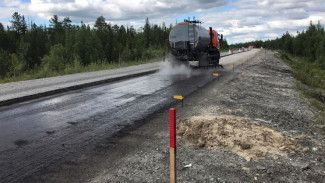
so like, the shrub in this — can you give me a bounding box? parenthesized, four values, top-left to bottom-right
(10, 53, 25, 77)
(0, 49, 10, 78)
(316, 55, 325, 70)
(42, 44, 69, 72)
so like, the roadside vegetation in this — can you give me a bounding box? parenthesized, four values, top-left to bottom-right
(0, 13, 170, 83)
(233, 21, 325, 125)
(277, 22, 325, 126)
(280, 52, 325, 125)
(0, 12, 230, 83)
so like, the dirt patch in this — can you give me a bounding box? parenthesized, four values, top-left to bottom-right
(178, 115, 306, 161)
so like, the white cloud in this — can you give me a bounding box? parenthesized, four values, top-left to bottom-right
(1, 0, 325, 43)
(26, 0, 226, 23)
(0, 0, 32, 19)
(199, 0, 325, 43)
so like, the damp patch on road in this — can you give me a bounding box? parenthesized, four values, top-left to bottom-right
(46, 130, 55, 135)
(14, 139, 29, 147)
(177, 115, 307, 161)
(67, 121, 78, 125)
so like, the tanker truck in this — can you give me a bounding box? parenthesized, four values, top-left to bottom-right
(169, 19, 223, 68)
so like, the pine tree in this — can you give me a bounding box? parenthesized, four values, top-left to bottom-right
(63, 17, 72, 30)
(10, 12, 27, 35)
(143, 18, 151, 48)
(0, 22, 8, 50)
(94, 16, 107, 31)
(49, 15, 64, 45)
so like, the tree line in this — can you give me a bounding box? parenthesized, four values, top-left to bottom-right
(230, 21, 325, 68)
(0, 12, 171, 78)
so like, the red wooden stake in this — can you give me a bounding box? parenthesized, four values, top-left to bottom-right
(169, 108, 176, 183)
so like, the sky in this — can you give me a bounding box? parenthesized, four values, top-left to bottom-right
(0, 0, 325, 44)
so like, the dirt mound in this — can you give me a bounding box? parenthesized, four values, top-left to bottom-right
(178, 115, 305, 161)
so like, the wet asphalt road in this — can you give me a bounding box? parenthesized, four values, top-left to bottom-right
(0, 64, 224, 182)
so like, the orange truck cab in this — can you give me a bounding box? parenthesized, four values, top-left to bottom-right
(208, 28, 219, 49)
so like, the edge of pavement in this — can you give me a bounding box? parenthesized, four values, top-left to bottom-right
(0, 69, 158, 107)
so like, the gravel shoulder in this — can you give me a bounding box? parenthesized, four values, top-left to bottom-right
(26, 49, 325, 183)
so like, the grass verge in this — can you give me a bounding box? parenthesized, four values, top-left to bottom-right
(0, 57, 163, 84)
(279, 52, 325, 127)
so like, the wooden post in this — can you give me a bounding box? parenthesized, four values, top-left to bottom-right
(169, 108, 176, 183)
(230, 64, 234, 71)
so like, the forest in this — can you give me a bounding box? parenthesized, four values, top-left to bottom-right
(0, 12, 173, 81)
(230, 21, 325, 69)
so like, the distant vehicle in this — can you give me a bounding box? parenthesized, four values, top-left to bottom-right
(249, 45, 254, 49)
(169, 19, 223, 68)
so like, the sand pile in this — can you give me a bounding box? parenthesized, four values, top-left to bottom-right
(178, 115, 305, 161)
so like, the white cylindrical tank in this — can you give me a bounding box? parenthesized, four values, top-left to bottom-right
(169, 22, 210, 52)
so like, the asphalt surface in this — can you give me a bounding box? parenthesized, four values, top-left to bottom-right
(0, 49, 256, 182)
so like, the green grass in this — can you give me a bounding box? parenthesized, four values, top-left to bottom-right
(219, 48, 230, 52)
(279, 52, 325, 125)
(0, 57, 163, 84)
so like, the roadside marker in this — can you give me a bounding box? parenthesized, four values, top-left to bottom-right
(173, 95, 184, 100)
(263, 50, 266, 66)
(169, 108, 177, 183)
(230, 64, 235, 71)
(173, 95, 184, 107)
(213, 73, 219, 80)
